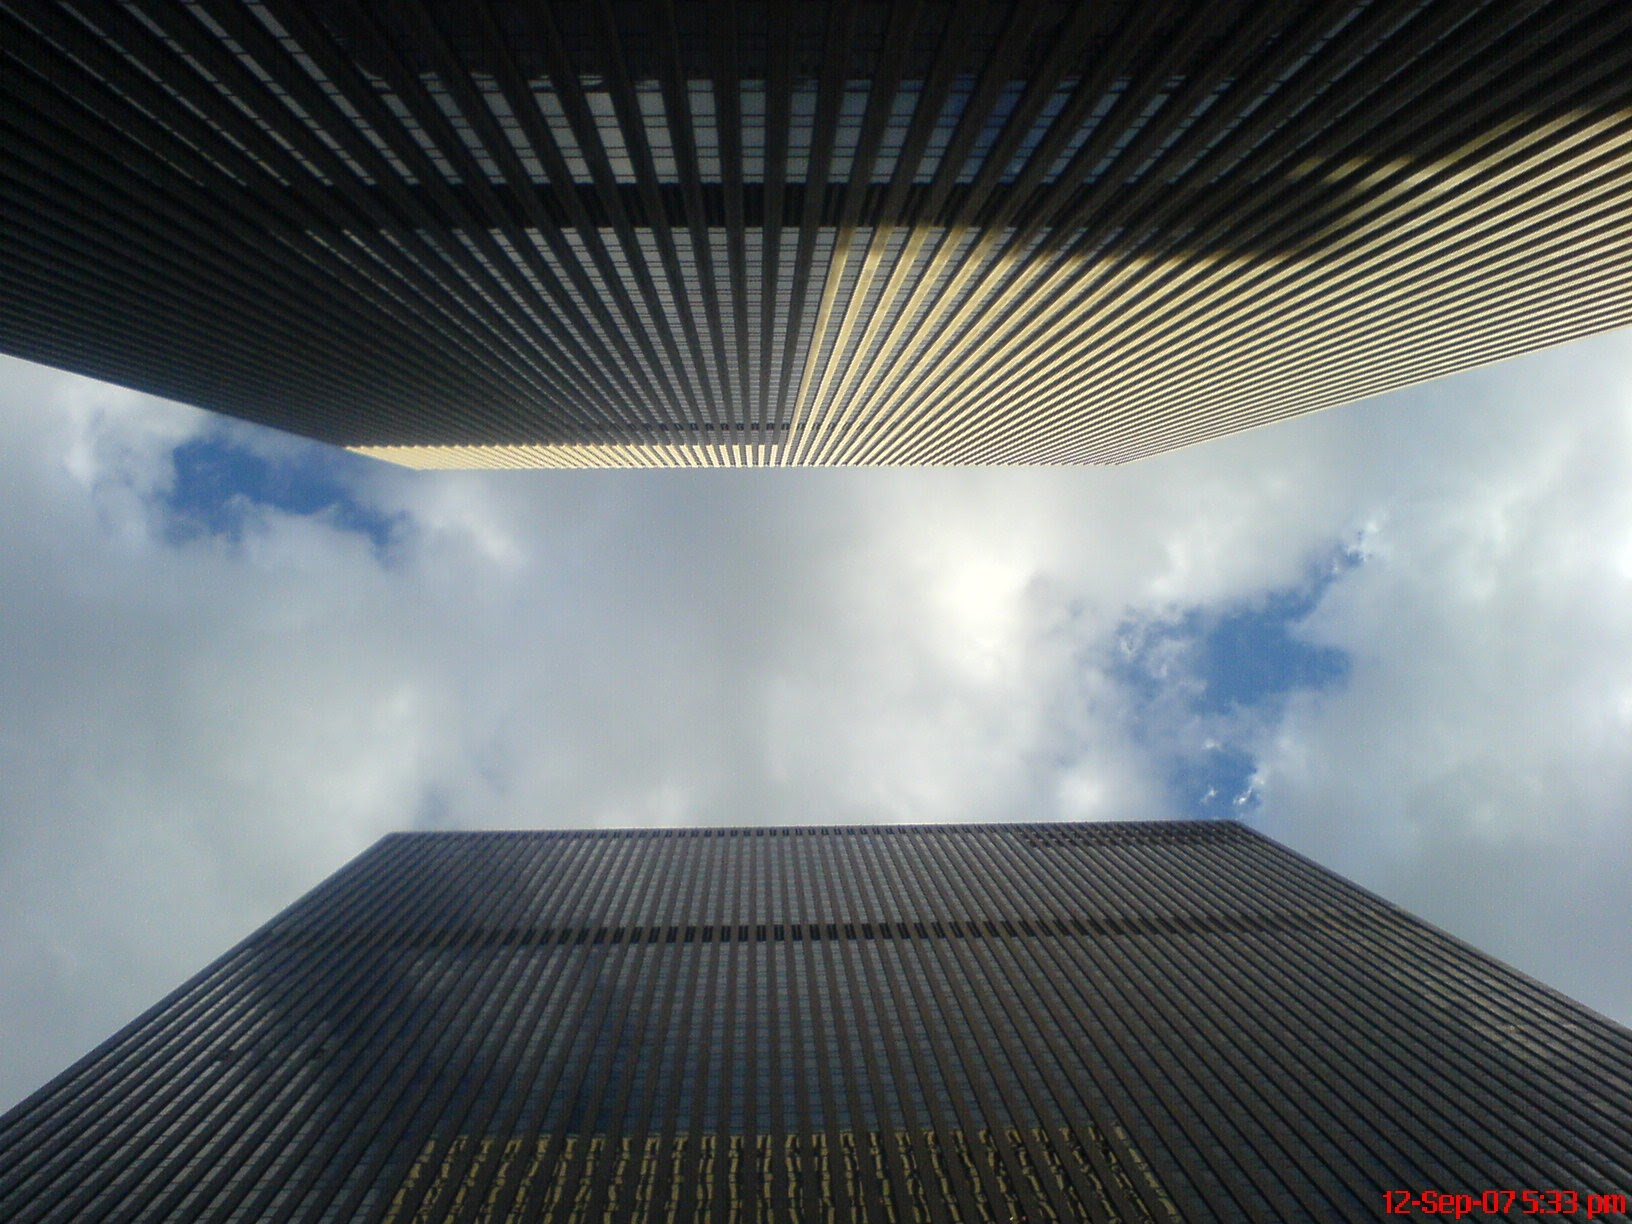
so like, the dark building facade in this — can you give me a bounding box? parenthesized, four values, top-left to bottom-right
(3, 2, 1631, 467)
(1, 822, 1630, 1222)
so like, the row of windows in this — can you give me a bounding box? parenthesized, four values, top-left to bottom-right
(116, 0, 1372, 206)
(109, 1, 1249, 199)
(384, 1126, 1143, 1224)
(321, 73, 1226, 191)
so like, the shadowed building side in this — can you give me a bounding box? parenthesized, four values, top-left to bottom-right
(0, 822, 1629, 1221)
(2, 1, 1630, 467)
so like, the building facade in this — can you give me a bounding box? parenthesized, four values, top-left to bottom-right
(1, 822, 1629, 1222)
(3, 2, 1631, 467)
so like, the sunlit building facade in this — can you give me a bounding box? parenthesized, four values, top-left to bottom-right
(1, 822, 1629, 1222)
(2, 2, 1631, 467)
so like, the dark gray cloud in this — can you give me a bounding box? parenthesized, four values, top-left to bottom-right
(1, 330, 1629, 1111)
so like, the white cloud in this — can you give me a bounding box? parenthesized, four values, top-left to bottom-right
(1, 329, 1629, 1111)
(1253, 336, 1632, 1023)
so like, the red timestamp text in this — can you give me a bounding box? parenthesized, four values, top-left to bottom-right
(1384, 1189, 1629, 1218)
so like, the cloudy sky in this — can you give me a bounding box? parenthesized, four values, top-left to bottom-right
(2, 331, 1630, 1113)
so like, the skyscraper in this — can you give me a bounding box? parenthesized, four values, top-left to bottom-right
(3, 2, 1630, 467)
(2, 822, 1628, 1222)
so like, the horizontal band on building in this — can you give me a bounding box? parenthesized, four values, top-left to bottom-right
(258, 907, 1399, 950)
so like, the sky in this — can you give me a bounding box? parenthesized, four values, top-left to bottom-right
(1, 332, 1630, 1114)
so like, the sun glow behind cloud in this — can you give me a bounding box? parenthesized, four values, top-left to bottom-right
(1, 329, 1631, 1110)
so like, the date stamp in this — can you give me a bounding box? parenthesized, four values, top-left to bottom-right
(1384, 1190, 1628, 1218)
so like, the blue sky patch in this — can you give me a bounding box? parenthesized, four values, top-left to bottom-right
(1177, 581, 1350, 717)
(163, 431, 397, 551)
(1168, 742, 1259, 817)
(1111, 547, 1359, 819)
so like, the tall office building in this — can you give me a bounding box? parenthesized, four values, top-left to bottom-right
(1, 822, 1629, 1222)
(3, 2, 1631, 467)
